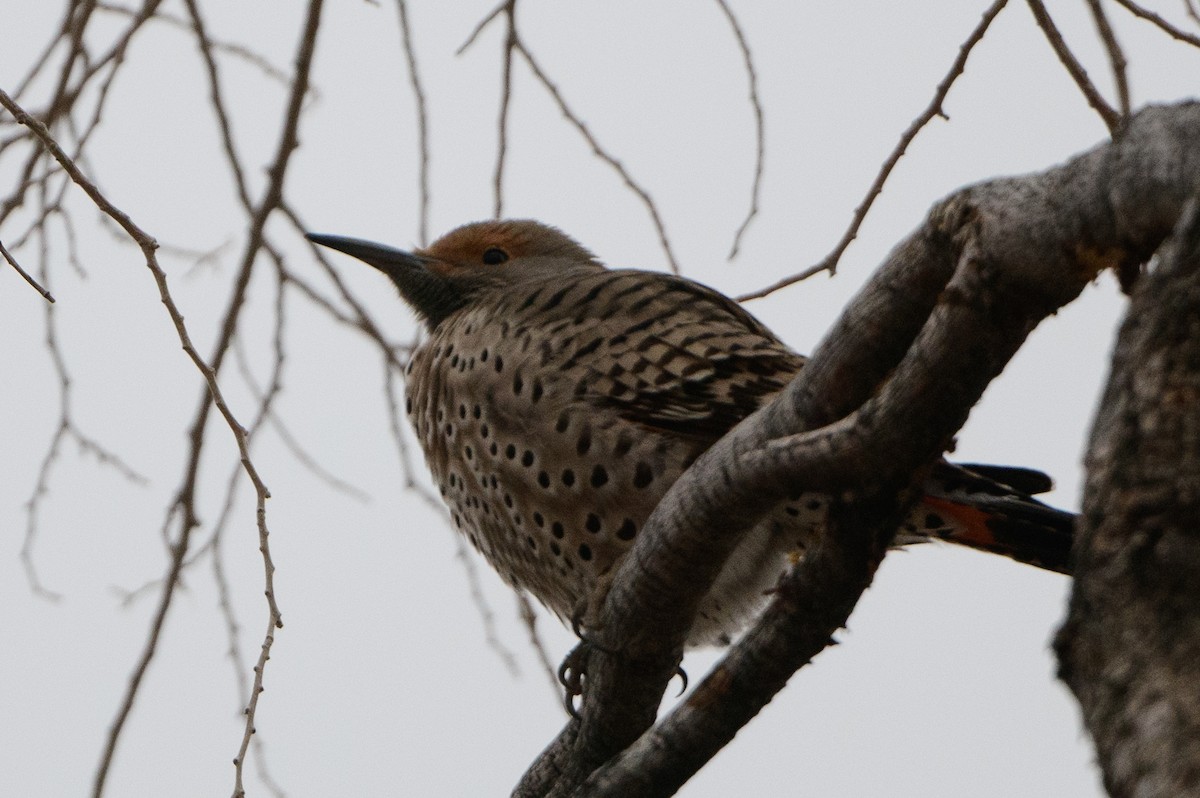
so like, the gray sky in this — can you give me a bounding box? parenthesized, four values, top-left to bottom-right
(2, 2, 1197, 795)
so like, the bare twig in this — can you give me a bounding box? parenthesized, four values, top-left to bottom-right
(18, 203, 145, 602)
(452, 0, 514, 216)
(183, 0, 252, 210)
(224, 4, 327, 793)
(1087, 0, 1132, 118)
(235, 333, 369, 501)
(98, 1, 298, 89)
(456, 0, 510, 55)
(218, 267, 291, 798)
(0, 0, 165, 233)
(9, 4, 75, 101)
(1026, 0, 1122, 133)
(492, 2, 516, 219)
(1114, 0, 1200, 47)
(454, 533, 522, 678)
(514, 39, 680, 273)
(517, 591, 562, 696)
(0, 83, 278, 798)
(1186, 0, 1200, 27)
(714, 0, 766, 260)
(456, 1, 679, 270)
(737, 0, 1009, 301)
(396, 0, 431, 245)
(0, 238, 54, 301)
(20, 428, 67, 602)
(212, 517, 287, 798)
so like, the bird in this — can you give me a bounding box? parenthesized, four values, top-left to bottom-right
(307, 220, 1074, 647)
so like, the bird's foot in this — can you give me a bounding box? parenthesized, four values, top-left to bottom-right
(557, 640, 591, 719)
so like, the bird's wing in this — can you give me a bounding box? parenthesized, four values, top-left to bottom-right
(558, 271, 805, 441)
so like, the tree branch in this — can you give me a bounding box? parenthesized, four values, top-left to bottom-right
(738, 0, 1009, 301)
(516, 100, 1200, 798)
(1027, 0, 1122, 134)
(0, 237, 54, 300)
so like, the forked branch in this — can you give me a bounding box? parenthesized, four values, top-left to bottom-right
(516, 101, 1200, 798)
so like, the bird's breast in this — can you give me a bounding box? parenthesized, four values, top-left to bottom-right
(404, 303, 691, 620)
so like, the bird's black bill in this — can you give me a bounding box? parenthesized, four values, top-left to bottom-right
(305, 232, 428, 279)
(305, 232, 465, 330)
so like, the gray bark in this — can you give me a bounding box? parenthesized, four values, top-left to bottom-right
(514, 101, 1200, 798)
(1056, 199, 1200, 798)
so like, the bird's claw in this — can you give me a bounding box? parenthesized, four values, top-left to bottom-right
(558, 641, 589, 718)
(673, 665, 689, 697)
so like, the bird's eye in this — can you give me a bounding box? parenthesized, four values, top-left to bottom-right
(482, 247, 509, 265)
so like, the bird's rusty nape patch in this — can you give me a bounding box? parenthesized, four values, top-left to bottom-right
(419, 219, 601, 274)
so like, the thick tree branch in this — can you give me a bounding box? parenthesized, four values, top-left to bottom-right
(515, 101, 1200, 798)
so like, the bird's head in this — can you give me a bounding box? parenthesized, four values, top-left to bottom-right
(306, 219, 605, 330)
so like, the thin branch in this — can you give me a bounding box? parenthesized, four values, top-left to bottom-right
(458, 1, 680, 269)
(1113, 0, 1200, 47)
(1026, 0, 1122, 133)
(9, 3, 75, 101)
(19, 204, 145, 602)
(737, 0, 1009, 301)
(456, 0, 509, 56)
(212, 508, 287, 798)
(1186, 0, 1200, 27)
(454, 534, 522, 679)
(285, 202, 415, 368)
(0, 238, 54, 301)
(0, 0, 165, 232)
(714, 0, 765, 260)
(517, 590, 563, 697)
(227, 4, 326, 792)
(182, 0, 252, 211)
(218, 264, 291, 798)
(0, 84, 280, 798)
(57, 207, 89, 279)
(452, 0, 514, 217)
(396, 0, 431, 245)
(234, 326, 369, 501)
(22, 422, 68, 602)
(492, 2, 515, 219)
(513, 38, 680, 273)
(98, 1, 298, 89)
(1086, 0, 1131, 118)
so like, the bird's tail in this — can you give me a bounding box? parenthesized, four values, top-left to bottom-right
(914, 462, 1075, 575)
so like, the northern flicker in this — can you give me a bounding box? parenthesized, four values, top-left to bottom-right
(307, 220, 1073, 647)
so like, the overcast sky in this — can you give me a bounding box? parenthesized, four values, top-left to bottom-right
(2, 3, 1198, 796)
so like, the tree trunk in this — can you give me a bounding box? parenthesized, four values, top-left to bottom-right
(1057, 199, 1200, 798)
